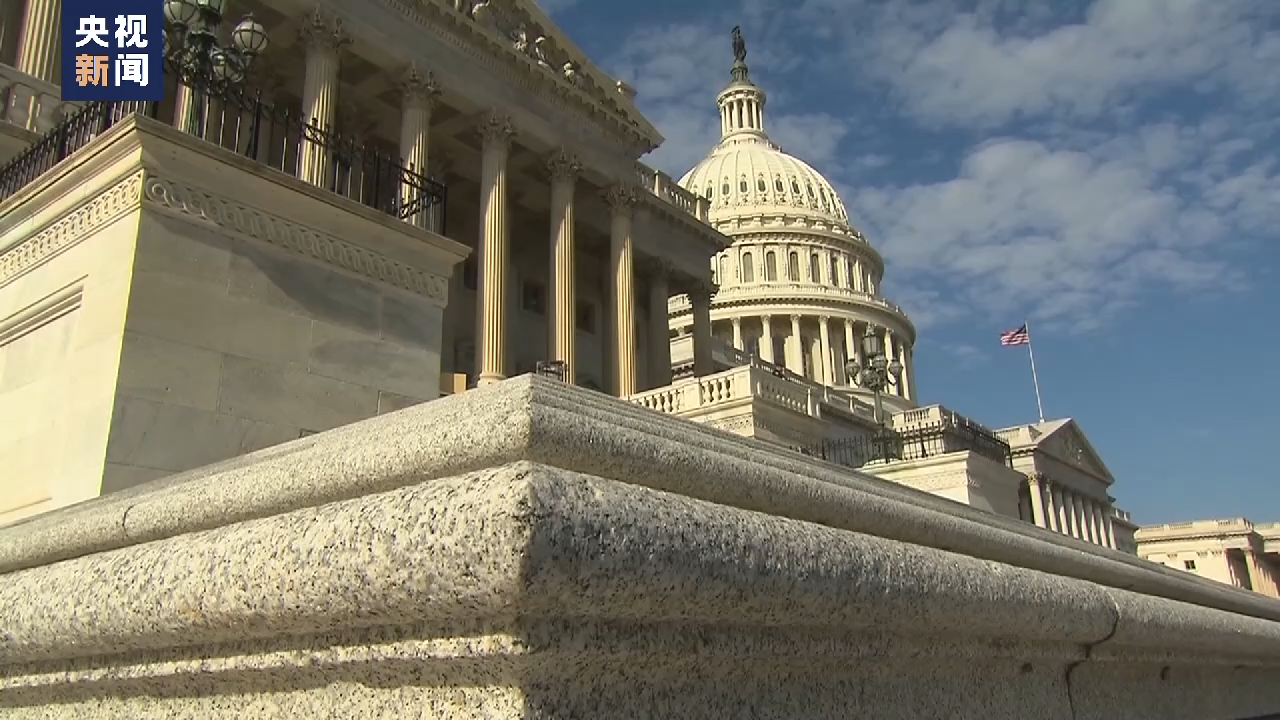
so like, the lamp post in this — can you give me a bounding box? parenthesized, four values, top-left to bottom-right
(845, 323, 903, 426)
(163, 0, 269, 133)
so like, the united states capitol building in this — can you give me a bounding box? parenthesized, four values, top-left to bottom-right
(1, 0, 1279, 715)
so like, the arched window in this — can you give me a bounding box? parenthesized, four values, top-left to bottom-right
(809, 254, 821, 282)
(765, 251, 777, 281)
(741, 252, 755, 283)
(757, 176, 767, 192)
(775, 176, 785, 193)
(705, 184, 713, 199)
(718, 255, 728, 285)
(846, 259, 855, 288)
(830, 256, 840, 286)
(806, 182, 815, 198)
(788, 251, 800, 281)
(739, 176, 749, 193)
(721, 180, 730, 196)
(790, 178, 801, 195)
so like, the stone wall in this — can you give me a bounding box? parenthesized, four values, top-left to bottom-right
(2, 376, 1279, 719)
(0, 116, 468, 522)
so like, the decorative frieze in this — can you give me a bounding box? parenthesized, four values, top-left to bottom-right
(0, 171, 145, 289)
(142, 175, 450, 304)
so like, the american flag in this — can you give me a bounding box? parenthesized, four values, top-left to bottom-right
(1000, 324, 1031, 346)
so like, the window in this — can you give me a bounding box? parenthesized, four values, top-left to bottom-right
(462, 257, 477, 290)
(790, 178, 801, 195)
(830, 256, 840, 286)
(847, 259, 855, 288)
(765, 251, 777, 281)
(757, 176, 767, 192)
(705, 184, 713, 199)
(576, 300, 596, 334)
(741, 252, 755, 283)
(721, 179, 730, 196)
(809, 254, 821, 282)
(775, 176, 785, 193)
(772, 336, 786, 364)
(739, 177, 748, 193)
(521, 279, 546, 314)
(1184, 560, 1197, 571)
(746, 336, 760, 357)
(718, 255, 728, 285)
(788, 251, 800, 281)
(806, 182, 815, 198)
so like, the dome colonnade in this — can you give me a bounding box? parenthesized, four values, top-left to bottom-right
(670, 30, 917, 409)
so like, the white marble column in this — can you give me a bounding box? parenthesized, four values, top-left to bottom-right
(647, 262, 673, 389)
(760, 315, 775, 363)
(1084, 501, 1101, 544)
(298, 9, 349, 188)
(731, 317, 743, 351)
(16, 0, 58, 84)
(1054, 486, 1070, 535)
(883, 327, 898, 396)
(1027, 474, 1048, 529)
(605, 185, 638, 395)
(546, 149, 580, 385)
(853, 259, 865, 292)
(818, 316, 833, 386)
(789, 315, 803, 375)
(1043, 482, 1060, 533)
(1070, 494, 1085, 540)
(1102, 507, 1117, 549)
(1081, 499, 1096, 544)
(474, 111, 515, 387)
(843, 319, 858, 384)
(902, 346, 916, 402)
(689, 283, 714, 378)
(398, 63, 440, 228)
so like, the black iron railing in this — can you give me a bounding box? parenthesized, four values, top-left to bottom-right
(796, 418, 1012, 471)
(796, 431, 903, 468)
(0, 60, 447, 233)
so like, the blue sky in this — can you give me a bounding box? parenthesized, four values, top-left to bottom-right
(537, 0, 1280, 526)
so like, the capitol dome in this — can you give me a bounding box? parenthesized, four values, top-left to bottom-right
(668, 31, 919, 414)
(680, 116, 860, 241)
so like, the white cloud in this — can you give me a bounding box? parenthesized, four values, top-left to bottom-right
(599, 0, 1280, 332)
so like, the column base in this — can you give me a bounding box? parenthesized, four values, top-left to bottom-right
(477, 374, 506, 387)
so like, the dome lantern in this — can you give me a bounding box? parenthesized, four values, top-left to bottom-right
(719, 26, 768, 139)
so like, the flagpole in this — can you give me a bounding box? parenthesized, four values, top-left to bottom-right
(1025, 318, 1046, 423)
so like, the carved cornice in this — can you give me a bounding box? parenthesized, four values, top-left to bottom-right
(141, 175, 450, 305)
(477, 109, 516, 148)
(0, 171, 145, 289)
(379, 0, 657, 155)
(545, 148, 581, 182)
(299, 6, 352, 53)
(400, 62, 441, 110)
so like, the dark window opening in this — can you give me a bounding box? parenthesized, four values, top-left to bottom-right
(576, 301, 596, 334)
(521, 280, 546, 315)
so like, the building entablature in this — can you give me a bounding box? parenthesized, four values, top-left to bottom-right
(371, 0, 662, 158)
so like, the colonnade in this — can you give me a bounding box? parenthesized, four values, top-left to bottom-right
(289, 9, 710, 396)
(1025, 473, 1116, 548)
(722, 313, 914, 401)
(7, 0, 58, 84)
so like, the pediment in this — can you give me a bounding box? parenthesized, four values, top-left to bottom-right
(1039, 420, 1113, 484)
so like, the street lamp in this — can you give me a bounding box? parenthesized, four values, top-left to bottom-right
(163, 0, 269, 87)
(845, 323, 903, 425)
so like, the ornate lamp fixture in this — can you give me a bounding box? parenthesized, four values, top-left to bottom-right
(846, 324, 903, 425)
(163, 0, 269, 86)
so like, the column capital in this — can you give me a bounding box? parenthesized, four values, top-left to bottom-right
(478, 109, 516, 148)
(299, 7, 351, 53)
(686, 279, 717, 303)
(790, 314, 802, 323)
(761, 313, 772, 322)
(731, 316, 742, 327)
(603, 184, 639, 214)
(819, 314, 830, 323)
(546, 148, 582, 182)
(400, 63, 441, 109)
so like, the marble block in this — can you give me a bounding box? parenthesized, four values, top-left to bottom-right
(1, 376, 1279, 718)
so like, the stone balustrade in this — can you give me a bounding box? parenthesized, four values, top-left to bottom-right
(635, 160, 711, 222)
(0, 61, 72, 137)
(630, 353, 877, 423)
(668, 281, 909, 317)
